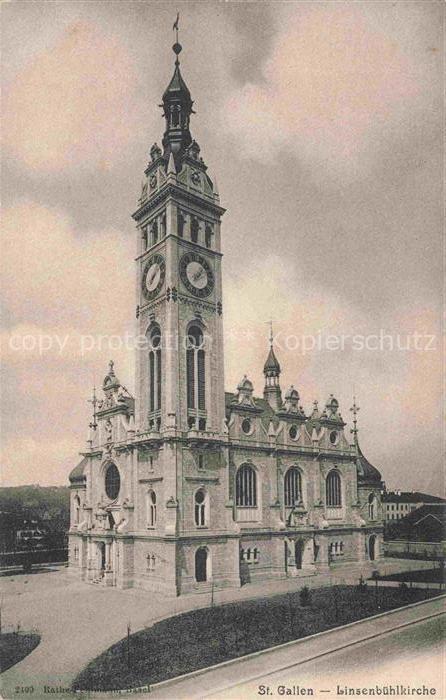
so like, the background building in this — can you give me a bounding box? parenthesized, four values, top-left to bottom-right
(382, 491, 445, 522)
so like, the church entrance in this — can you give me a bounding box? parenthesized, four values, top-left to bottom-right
(195, 547, 208, 582)
(295, 540, 304, 569)
(98, 542, 106, 575)
(368, 535, 376, 561)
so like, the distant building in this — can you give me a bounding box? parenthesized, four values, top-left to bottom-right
(381, 491, 445, 522)
(384, 503, 446, 559)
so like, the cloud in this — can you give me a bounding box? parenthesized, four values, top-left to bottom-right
(2, 199, 134, 331)
(223, 4, 422, 178)
(3, 21, 145, 172)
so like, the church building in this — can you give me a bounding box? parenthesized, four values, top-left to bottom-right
(68, 35, 384, 596)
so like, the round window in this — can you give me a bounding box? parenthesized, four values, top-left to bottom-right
(329, 430, 338, 445)
(241, 418, 252, 435)
(105, 463, 120, 500)
(289, 425, 300, 441)
(195, 490, 205, 504)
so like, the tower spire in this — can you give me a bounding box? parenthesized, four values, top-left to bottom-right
(263, 321, 282, 410)
(161, 15, 194, 166)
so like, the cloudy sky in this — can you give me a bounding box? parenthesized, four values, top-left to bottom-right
(1, 1, 443, 493)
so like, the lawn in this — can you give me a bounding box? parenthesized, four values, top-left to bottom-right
(0, 632, 41, 672)
(376, 567, 445, 584)
(71, 585, 440, 692)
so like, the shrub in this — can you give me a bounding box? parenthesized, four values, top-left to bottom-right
(299, 585, 312, 607)
(357, 575, 367, 591)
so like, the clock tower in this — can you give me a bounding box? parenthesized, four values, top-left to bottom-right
(132, 41, 226, 439)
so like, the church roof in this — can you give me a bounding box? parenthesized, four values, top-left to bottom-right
(356, 444, 382, 485)
(69, 456, 88, 484)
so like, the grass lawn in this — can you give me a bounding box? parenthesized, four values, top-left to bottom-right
(376, 567, 446, 584)
(0, 632, 41, 673)
(72, 585, 440, 692)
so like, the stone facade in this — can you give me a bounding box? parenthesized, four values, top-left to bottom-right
(68, 41, 384, 596)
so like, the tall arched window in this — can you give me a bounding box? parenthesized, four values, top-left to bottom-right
(191, 217, 199, 243)
(73, 495, 80, 524)
(151, 220, 158, 246)
(194, 489, 206, 526)
(326, 470, 342, 507)
(148, 324, 162, 414)
(284, 468, 302, 507)
(147, 491, 157, 527)
(195, 547, 208, 582)
(186, 326, 205, 412)
(236, 464, 257, 507)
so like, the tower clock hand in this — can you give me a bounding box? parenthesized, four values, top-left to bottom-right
(148, 267, 158, 285)
(193, 268, 206, 282)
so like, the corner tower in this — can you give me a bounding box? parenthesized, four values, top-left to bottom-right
(132, 39, 226, 438)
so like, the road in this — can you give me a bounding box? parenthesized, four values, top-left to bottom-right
(207, 615, 444, 699)
(150, 596, 445, 700)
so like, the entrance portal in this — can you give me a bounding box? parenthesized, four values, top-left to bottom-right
(195, 547, 208, 582)
(99, 542, 106, 574)
(368, 535, 376, 561)
(295, 540, 304, 569)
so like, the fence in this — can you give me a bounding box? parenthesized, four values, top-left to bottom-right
(383, 540, 446, 560)
(0, 548, 68, 569)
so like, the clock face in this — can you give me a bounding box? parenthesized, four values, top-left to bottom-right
(179, 252, 215, 298)
(142, 254, 165, 300)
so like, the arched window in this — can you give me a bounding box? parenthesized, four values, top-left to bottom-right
(177, 210, 185, 237)
(105, 463, 120, 500)
(368, 493, 377, 520)
(326, 470, 342, 507)
(195, 547, 208, 582)
(151, 220, 158, 246)
(190, 217, 199, 243)
(73, 495, 80, 524)
(284, 468, 302, 507)
(205, 224, 213, 248)
(194, 489, 206, 526)
(186, 326, 205, 412)
(148, 324, 162, 414)
(236, 464, 257, 507)
(147, 491, 157, 527)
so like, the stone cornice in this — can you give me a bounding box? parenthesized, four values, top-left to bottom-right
(132, 183, 225, 221)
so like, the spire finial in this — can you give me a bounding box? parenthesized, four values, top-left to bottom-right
(109, 359, 115, 374)
(350, 396, 360, 446)
(88, 385, 98, 431)
(266, 319, 274, 346)
(172, 12, 181, 65)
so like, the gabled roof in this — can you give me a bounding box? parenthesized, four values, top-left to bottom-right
(409, 503, 446, 526)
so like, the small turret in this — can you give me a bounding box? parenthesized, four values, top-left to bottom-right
(263, 323, 282, 410)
